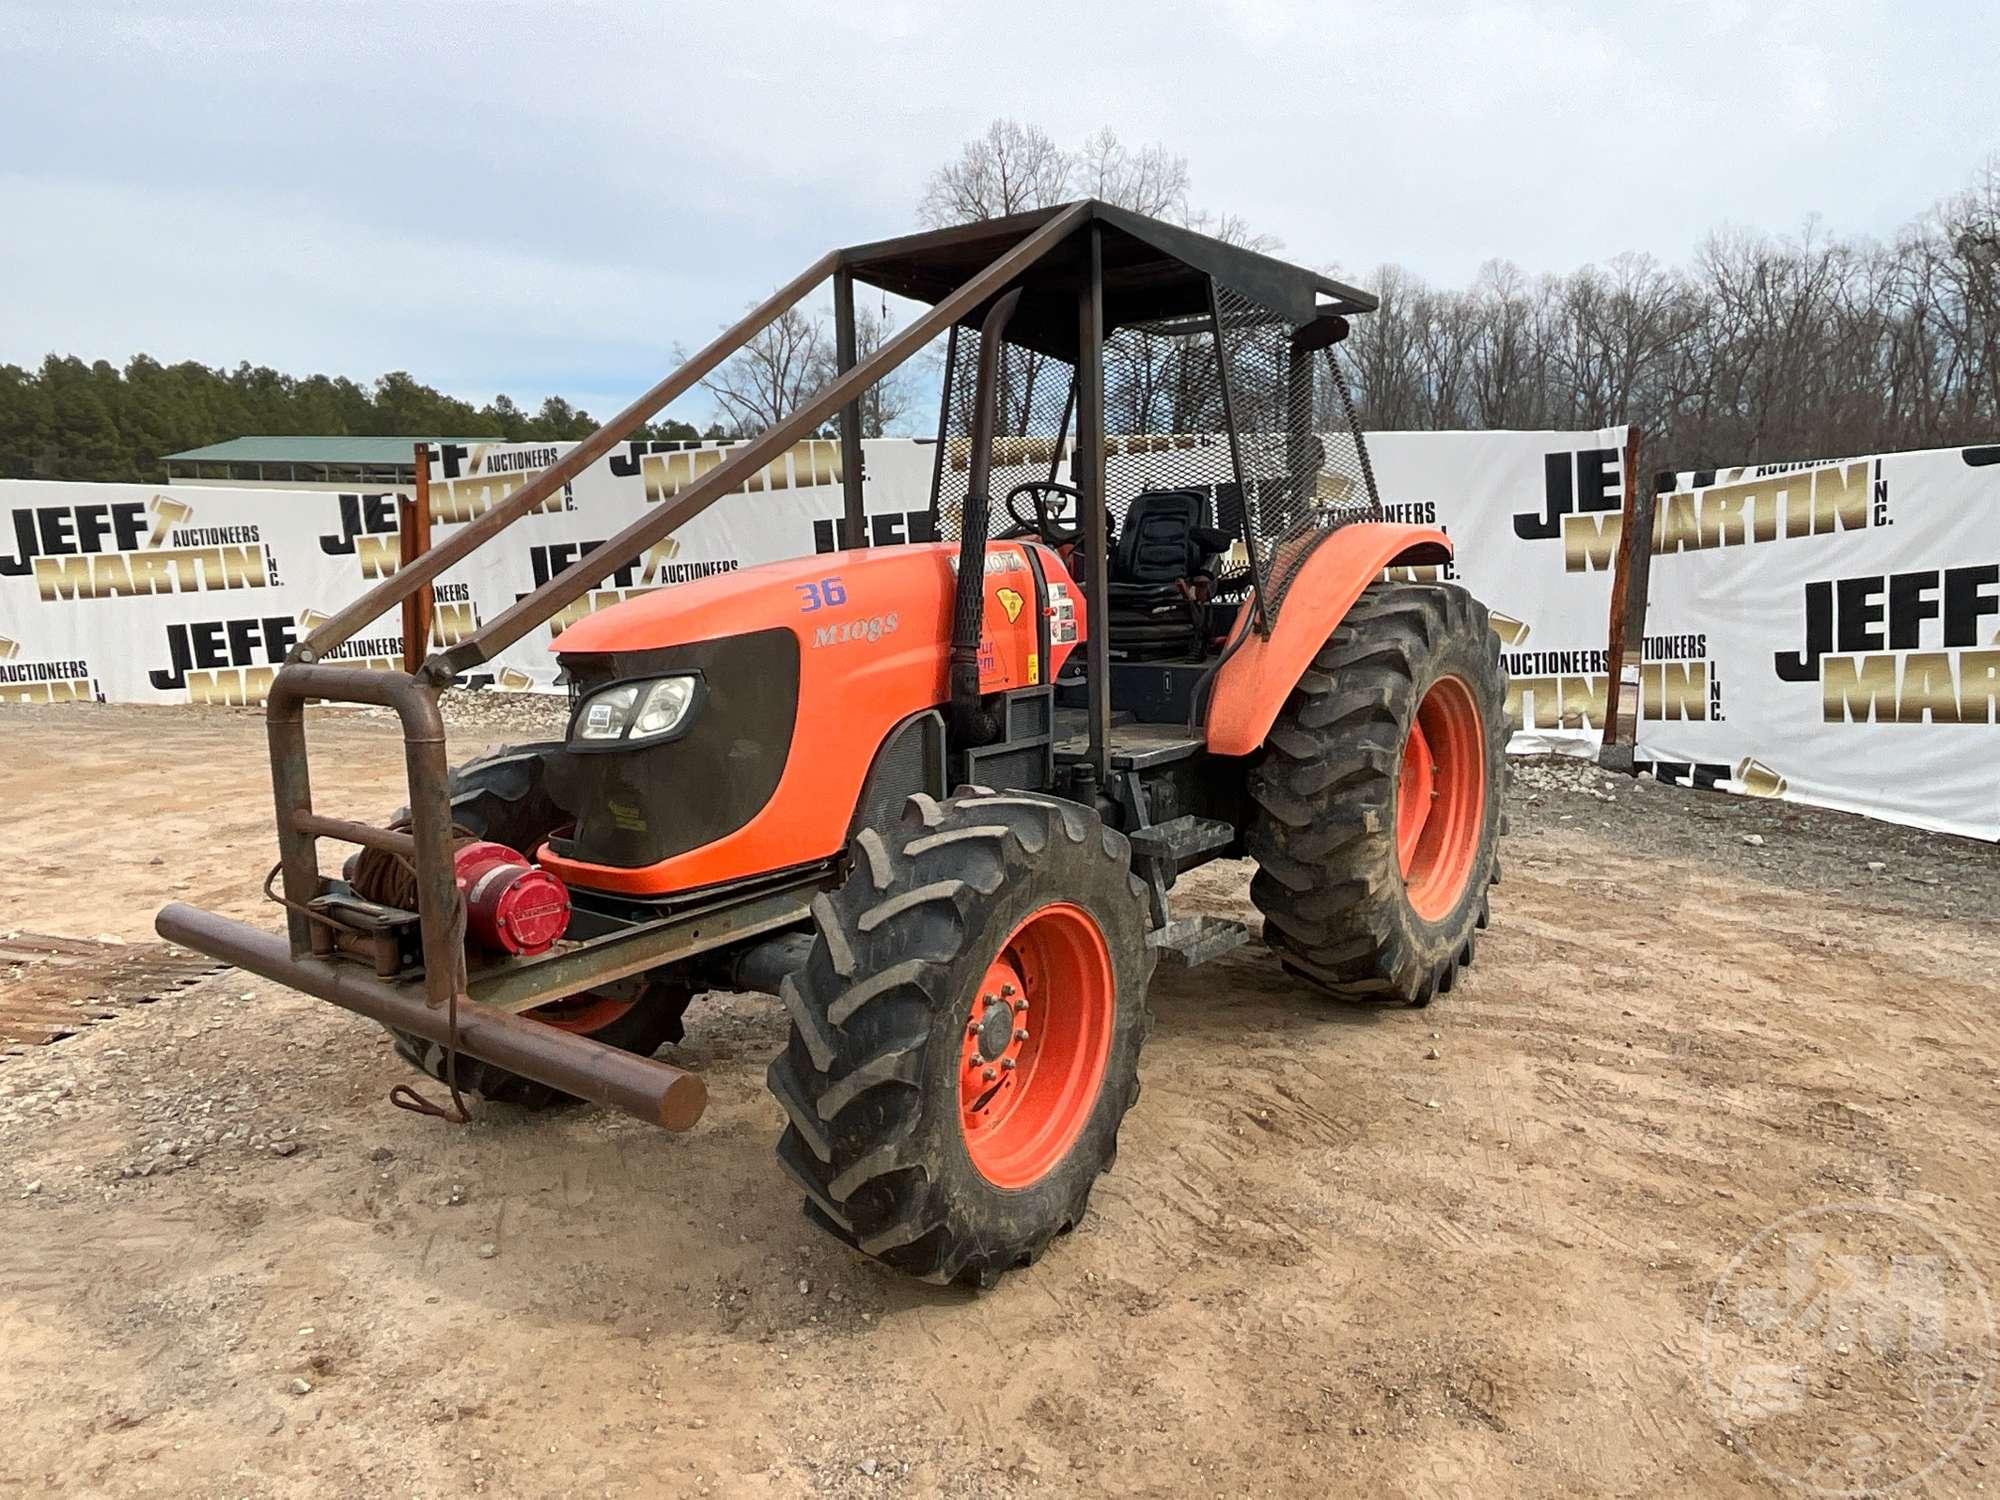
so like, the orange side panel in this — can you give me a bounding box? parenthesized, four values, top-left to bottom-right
(537, 540, 1081, 898)
(1203, 523, 1453, 757)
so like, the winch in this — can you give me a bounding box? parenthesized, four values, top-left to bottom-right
(452, 841, 570, 957)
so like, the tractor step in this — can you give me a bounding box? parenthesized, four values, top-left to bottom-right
(1148, 914, 1251, 968)
(1127, 816, 1236, 870)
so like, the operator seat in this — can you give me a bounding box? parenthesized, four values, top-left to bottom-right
(1103, 489, 1233, 661)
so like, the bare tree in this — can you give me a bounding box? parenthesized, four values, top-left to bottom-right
(917, 120, 1072, 227)
(1074, 127, 1190, 219)
(1182, 207, 1280, 255)
(698, 305, 827, 436)
(812, 302, 912, 437)
(918, 130, 2000, 471)
(918, 121, 1277, 439)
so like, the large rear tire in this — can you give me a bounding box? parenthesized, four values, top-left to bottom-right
(381, 742, 691, 1108)
(768, 790, 1154, 1287)
(1247, 582, 1508, 1006)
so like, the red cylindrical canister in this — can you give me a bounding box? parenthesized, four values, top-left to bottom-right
(453, 840, 571, 956)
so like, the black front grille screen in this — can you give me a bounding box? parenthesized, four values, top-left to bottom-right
(927, 276, 1380, 633)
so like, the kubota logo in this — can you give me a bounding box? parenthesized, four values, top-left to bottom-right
(0, 494, 275, 602)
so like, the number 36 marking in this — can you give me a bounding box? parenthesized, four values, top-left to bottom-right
(796, 576, 847, 612)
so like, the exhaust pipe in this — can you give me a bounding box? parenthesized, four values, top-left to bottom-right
(949, 287, 1024, 746)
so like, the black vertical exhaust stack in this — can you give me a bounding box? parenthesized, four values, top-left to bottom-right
(949, 288, 1023, 746)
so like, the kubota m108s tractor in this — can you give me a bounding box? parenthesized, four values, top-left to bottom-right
(158, 202, 1508, 1287)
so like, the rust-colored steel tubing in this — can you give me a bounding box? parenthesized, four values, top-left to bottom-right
(400, 444, 435, 675)
(832, 266, 867, 549)
(294, 250, 841, 664)
(292, 812, 419, 860)
(153, 906, 707, 1131)
(1077, 224, 1112, 782)
(438, 202, 1092, 676)
(265, 665, 466, 1006)
(397, 494, 421, 675)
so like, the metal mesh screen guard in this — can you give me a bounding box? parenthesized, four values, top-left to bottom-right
(928, 276, 1380, 633)
(930, 325, 1078, 544)
(1210, 282, 1381, 619)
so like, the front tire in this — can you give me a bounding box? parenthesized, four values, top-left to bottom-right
(768, 790, 1154, 1287)
(1247, 582, 1508, 1005)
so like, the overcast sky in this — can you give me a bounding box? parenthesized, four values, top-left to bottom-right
(4, 0, 1996, 428)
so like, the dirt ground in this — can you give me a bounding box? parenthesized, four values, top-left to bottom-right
(0, 699, 1995, 1498)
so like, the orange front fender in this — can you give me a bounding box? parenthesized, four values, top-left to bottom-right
(1204, 523, 1454, 757)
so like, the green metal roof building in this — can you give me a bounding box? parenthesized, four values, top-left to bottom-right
(162, 436, 499, 489)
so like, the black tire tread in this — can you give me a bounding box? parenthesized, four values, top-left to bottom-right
(1247, 582, 1510, 1006)
(768, 789, 1152, 1288)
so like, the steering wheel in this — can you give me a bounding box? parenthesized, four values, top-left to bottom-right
(1003, 481, 1082, 546)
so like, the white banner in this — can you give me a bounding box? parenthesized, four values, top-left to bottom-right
(1363, 427, 1629, 756)
(1636, 445, 2000, 840)
(1, 429, 1628, 762)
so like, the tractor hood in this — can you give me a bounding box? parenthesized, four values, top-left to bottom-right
(537, 539, 1082, 900)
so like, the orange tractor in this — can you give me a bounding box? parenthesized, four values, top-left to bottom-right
(158, 203, 1507, 1287)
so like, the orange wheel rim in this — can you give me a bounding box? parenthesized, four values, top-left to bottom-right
(958, 902, 1114, 1190)
(1396, 675, 1486, 922)
(527, 991, 634, 1035)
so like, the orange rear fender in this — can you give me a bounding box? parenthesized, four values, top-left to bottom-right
(1204, 523, 1454, 757)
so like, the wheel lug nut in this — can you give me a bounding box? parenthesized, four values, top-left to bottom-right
(1012, 998, 1028, 1013)
(1000, 983, 1015, 997)
(1014, 1028, 1029, 1042)
(1000, 1058, 1016, 1071)
(982, 1066, 997, 1082)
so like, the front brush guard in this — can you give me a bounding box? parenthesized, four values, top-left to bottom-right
(154, 664, 718, 1130)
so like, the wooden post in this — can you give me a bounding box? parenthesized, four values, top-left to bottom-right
(400, 442, 435, 675)
(1598, 426, 1656, 771)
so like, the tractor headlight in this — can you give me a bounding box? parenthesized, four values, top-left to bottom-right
(571, 674, 703, 749)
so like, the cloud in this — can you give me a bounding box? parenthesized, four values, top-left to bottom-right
(2, 0, 1995, 419)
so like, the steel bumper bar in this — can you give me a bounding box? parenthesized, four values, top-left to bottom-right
(155, 903, 707, 1131)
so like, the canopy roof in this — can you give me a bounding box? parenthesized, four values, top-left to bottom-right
(841, 200, 1377, 362)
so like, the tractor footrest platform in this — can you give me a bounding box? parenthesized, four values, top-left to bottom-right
(1128, 816, 1236, 871)
(1148, 915, 1251, 968)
